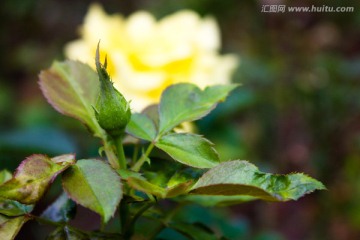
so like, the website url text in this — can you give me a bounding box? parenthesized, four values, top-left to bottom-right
(261, 5, 354, 13)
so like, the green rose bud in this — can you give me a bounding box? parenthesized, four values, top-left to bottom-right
(94, 43, 131, 137)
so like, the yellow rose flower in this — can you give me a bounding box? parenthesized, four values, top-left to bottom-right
(65, 3, 238, 111)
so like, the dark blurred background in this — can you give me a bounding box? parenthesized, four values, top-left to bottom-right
(1, 0, 360, 239)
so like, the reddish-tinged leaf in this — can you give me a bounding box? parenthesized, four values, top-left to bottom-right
(39, 60, 104, 137)
(38, 61, 121, 169)
(0, 154, 75, 204)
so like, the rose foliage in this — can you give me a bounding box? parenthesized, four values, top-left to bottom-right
(0, 46, 325, 239)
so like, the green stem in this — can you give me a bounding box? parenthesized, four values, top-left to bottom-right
(128, 202, 154, 230)
(115, 136, 127, 169)
(100, 220, 106, 232)
(120, 199, 130, 236)
(123, 202, 154, 239)
(131, 142, 155, 172)
(132, 144, 139, 165)
(148, 202, 186, 240)
(104, 139, 120, 169)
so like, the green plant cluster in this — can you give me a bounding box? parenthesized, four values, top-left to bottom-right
(0, 46, 325, 240)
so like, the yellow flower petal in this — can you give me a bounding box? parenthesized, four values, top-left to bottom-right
(64, 4, 239, 111)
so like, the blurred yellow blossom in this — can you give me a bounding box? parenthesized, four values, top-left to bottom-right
(65, 3, 238, 111)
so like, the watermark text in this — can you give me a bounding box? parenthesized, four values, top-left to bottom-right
(261, 5, 354, 13)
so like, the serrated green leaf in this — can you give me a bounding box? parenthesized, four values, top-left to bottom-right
(165, 168, 199, 198)
(0, 215, 29, 240)
(141, 158, 183, 188)
(39, 60, 104, 138)
(0, 170, 11, 185)
(126, 113, 157, 141)
(155, 133, 219, 168)
(0, 198, 33, 216)
(126, 177, 191, 199)
(117, 169, 145, 180)
(127, 177, 166, 198)
(41, 192, 76, 223)
(0, 154, 75, 204)
(159, 83, 238, 134)
(165, 181, 193, 198)
(167, 168, 204, 188)
(191, 160, 325, 201)
(62, 160, 122, 223)
(125, 159, 197, 199)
